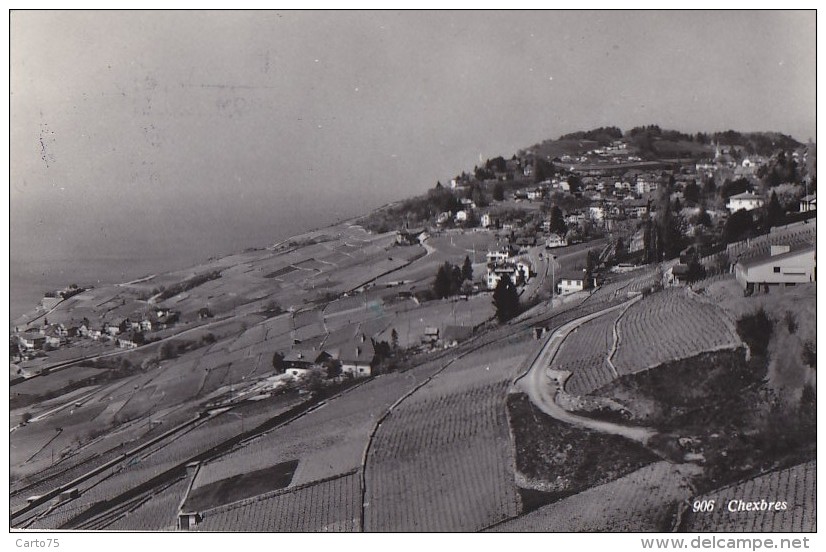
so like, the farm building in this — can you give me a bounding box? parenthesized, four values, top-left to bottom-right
(557, 272, 586, 295)
(734, 244, 816, 293)
(339, 334, 375, 378)
(726, 191, 765, 213)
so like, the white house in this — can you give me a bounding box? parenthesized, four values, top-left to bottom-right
(734, 245, 815, 292)
(726, 191, 765, 213)
(557, 273, 586, 294)
(545, 233, 567, 249)
(487, 261, 531, 290)
(454, 210, 469, 223)
(588, 205, 605, 222)
(636, 178, 659, 195)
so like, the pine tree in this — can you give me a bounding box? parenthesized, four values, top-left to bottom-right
(433, 263, 452, 299)
(492, 274, 520, 323)
(462, 255, 473, 282)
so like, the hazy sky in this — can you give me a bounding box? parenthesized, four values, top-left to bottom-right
(10, 10, 816, 267)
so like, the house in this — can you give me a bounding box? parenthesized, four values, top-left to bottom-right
(442, 325, 473, 348)
(480, 213, 498, 228)
(486, 246, 517, 266)
(557, 272, 586, 294)
(436, 212, 451, 225)
(396, 228, 427, 245)
(545, 233, 567, 249)
(43, 327, 63, 348)
(799, 194, 816, 213)
(140, 319, 153, 332)
(636, 177, 659, 195)
(527, 187, 545, 201)
(588, 205, 605, 222)
(282, 349, 332, 376)
(105, 324, 121, 336)
(454, 210, 469, 223)
(18, 328, 46, 350)
(726, 191, 765, 213)
(487, 261, 530, 290)
(734, 245, 816, 293)
(115, 334, 140, 349)
(339, 334, 375, 378)
(421, 327, 440, 346)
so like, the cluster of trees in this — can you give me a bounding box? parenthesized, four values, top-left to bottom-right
(433, 257, 474, 299)
(559, 126, 623, 144)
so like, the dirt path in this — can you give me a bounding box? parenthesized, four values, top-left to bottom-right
(514, 296, 656, 446)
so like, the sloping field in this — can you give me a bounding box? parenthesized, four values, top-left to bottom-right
(555, 308, 621, 396)
(363, 342, 529, 532)
(488, 461, 700, 532)
(613, 288, 740, 374)
(195, 471, 361, 532)
(103, 475, 189, 530)
(682, 461, 816, 532)
(196, 359, 447, 490)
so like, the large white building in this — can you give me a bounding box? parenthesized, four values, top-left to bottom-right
(734, 245, 815, 293)
(726, 191, 765, 213)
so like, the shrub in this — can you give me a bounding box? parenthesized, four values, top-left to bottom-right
(736, 308, 774, 357)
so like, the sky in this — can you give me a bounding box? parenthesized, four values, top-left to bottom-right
(10, 10, 816, 271)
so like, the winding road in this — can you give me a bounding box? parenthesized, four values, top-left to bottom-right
(514, 295, 656, 446)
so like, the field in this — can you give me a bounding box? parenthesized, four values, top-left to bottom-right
(363, 340, 534, 532)
(195, 471, 361, 532)
(612, 288, 741, 374)
(554, 308, 622, 396)
(194, 358, 448, 492)
(489, 461, 701, 532)
(681, 461, 816, 532)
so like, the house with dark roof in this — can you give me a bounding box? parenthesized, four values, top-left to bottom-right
(282, 349, 332, 377)
(339, 334, 375, 378)
(734, 244, 815, 293)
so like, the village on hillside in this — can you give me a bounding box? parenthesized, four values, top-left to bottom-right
(10, 127, 816, 533)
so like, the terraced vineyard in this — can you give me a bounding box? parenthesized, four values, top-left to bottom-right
(488, 461, 701, 532)
(102, 475, 190, 530)
(196, 471, 360, 531)
(613, 288, 740, 374)
(363, 341, 528, 532)
(682, 461, 816, 532)
(555, 308, 622, 396)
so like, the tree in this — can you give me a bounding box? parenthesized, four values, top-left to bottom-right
(765, 191, 784, 229)
(461, 256, 473, 282)
(325, 359, 342, 379)
(723, 209, 754, 244)
(433, 263, 452, 299)
(549, 205, 567, 235)
(492, 274, 520, 323)
(390, 328, 399, 350)
(272, 351, 285, 373)
(683, 181, 700, 205)
(492, 183, 505, 201)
